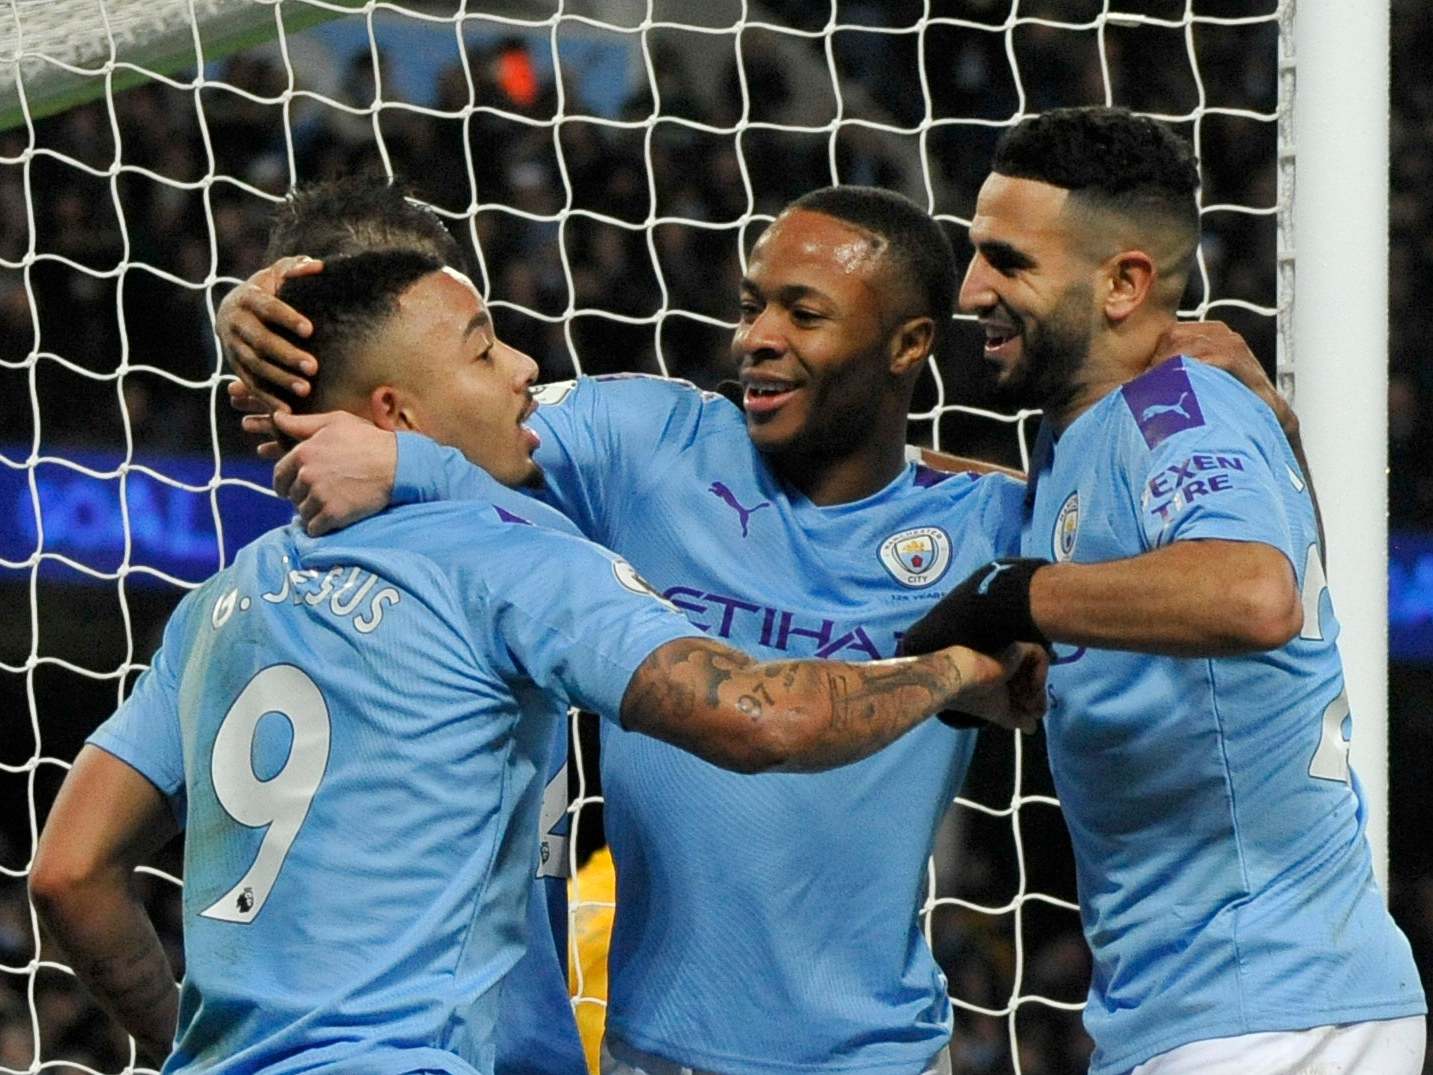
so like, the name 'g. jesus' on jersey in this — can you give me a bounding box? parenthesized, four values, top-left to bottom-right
(87, 471, 701, 1075)
(394, 374, 1027, 1074)
(1022, 357, 1425, 1075)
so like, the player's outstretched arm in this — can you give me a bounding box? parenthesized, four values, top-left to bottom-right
(619, 638, 1047, 773)
(901, 541, 1301, 661)
(30, 746, 181, 1064)
(217, 255, 324, 413)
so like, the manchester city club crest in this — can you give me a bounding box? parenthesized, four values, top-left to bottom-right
(878, 526, 952, 588)
(1053, 491, 1079, 562)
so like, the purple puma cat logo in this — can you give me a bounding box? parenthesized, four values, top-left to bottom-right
(709, 481, 770, 538)
(1140, 391, 1193, 424)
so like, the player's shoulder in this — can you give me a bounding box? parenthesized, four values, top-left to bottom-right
(1114, 355, 1275, 452)
(969, 470, 1028, 518)
(908, 453, 1022, 509)
(961, 472, 1026, 553)
(354, 495, 582, 560)
(151, 524, 294, 648)
(554, 373, 743, 428)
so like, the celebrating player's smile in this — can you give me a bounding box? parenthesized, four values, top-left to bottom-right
(901, 107, 1426, 1074)
(29, 235, 1047, 1075)
(208, 175, 1305, 1075)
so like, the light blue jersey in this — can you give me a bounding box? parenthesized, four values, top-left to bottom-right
(88, 472, 701, 1075)
(1022, 357, 1425, 1074)
(494, 729, 585, 1075)
(395, 374, 1026, 1073)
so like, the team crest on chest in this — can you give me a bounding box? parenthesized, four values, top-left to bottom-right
(878, 526, 952, 588)
(1053, 492, 1079, 562)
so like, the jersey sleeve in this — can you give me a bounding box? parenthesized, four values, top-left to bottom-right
(1123, 360, 1297, 560)
(392, 431, 499, 507)
(463, 525, 707, 722)
(395, 376, 727, 546)
(524, 375, 723, 545)
(86, 591, 198, 825)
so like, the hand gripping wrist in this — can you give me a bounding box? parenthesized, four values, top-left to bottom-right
(899, 558, 1051, 657)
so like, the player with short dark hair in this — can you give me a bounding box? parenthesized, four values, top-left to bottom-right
(230, 175, 589, 1074)
(219, 177, 1293, 1072)
(266, 174, 467, 267)
(785, 184, 960, 359)
(901, 105, 1427, 1074)
(223, 184, 1034, 1073)
(30, 246, 1046, 1074)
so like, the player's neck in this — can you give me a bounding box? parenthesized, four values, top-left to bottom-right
(1047, 319, 1173, 433)
(772, 438, 909, 506)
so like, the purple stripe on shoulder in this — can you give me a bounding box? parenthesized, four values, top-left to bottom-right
(913, 464, 959, 488)
(494, 505, 532, 525)
(1121, 357, 1205, 449)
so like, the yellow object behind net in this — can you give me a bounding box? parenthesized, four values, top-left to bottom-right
(569, 847, 617, 1074)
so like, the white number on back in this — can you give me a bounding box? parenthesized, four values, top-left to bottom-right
(200, 665, 331, 923)
(1308, 688, 1351, 783)
(1298, 543, 1351, 784)
(1299, 543, 1328, 642)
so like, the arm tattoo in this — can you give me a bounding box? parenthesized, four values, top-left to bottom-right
(623, 638, 972, 772)
(47, 882, 179, 1061)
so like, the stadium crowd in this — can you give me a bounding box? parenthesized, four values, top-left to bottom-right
(0, 1, 1426, 1071)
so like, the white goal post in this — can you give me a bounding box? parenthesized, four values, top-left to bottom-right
(0, 1, 1392, 1072)
(1286, 0, 1391, 890)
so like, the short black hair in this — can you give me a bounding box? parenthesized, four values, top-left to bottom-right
(265, 175, 467, 271)
(787, 185, 957, 358)
(993, 106, 1200, 248)
(274, 249, 443, 413)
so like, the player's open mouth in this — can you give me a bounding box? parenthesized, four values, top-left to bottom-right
(742, 379, 800, 416)
(981, 321, 1021, 361)
(519, 398, 541, 451)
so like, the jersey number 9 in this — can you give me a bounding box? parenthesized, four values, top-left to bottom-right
(200, 664, 332, 924)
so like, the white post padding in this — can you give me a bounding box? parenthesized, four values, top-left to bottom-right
(1292, 0, 1391, 890)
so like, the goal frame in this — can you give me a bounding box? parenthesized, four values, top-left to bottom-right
(1284, 0, 1391, 888)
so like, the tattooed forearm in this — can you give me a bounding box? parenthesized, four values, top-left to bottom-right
(72, 939, 178, 1055)
(622, 638, 988, 774)
(35, 876, 178, 1062)
(825, 654, 964, 733)
(623, 639, 751, 731)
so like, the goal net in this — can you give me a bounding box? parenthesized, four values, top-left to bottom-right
(0, 1, 1291, 1072)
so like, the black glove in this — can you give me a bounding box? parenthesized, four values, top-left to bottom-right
(899, 558, 1051, 731)
(900, 558, 1051, 658)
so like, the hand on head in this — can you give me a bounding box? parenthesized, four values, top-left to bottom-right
(267, 411, 398, 537)
(219, 255, 324, 413)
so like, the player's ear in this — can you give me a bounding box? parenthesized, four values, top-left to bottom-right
(367, 385, 413, 432)
(1102, 249, 1156, 324)
(888, 315, 934, 377)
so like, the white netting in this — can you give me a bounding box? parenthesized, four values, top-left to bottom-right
(0, 1, 1284, 1071)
